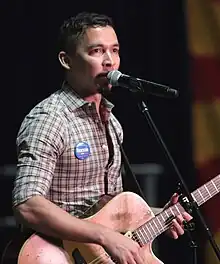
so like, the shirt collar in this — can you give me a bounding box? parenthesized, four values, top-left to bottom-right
(60, 81, 114, 112)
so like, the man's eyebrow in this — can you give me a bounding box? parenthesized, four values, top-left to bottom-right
(87, 43, 120, 49)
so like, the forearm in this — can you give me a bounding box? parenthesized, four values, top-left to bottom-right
(13, 195, 108, 245)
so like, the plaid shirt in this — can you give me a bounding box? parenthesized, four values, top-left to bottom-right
(13, 83, 123, 217)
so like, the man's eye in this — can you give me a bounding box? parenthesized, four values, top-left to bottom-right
(91, 48, 103, 54)
(113, 48, 119, 53)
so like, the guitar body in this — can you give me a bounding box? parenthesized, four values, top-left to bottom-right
(2, 192, 163, 264)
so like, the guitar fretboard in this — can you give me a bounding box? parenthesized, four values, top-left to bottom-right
(132, 174, 220, 245)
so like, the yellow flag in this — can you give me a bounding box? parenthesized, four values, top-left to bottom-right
(187, 0, 220, 263)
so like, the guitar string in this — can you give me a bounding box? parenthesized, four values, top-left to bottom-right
(86, 221, 173, 264)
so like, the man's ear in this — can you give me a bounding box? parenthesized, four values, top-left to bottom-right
(58, 51, 72, 70)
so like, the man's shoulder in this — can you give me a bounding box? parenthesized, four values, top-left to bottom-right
(17, 90, 69, 140)
(34, 90, 64, 113)
(17, 90, 67, 134)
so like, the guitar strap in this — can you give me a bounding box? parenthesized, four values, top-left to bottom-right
(110, 119, 147, 201)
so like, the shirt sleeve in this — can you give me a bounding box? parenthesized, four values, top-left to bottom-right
(12, 108, 67, 207)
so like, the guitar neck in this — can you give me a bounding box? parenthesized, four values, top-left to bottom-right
(133, 174, 220, 245)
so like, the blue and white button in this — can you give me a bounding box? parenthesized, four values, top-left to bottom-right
(74, 142, 90, 160)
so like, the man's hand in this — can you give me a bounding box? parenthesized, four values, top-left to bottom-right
(102, 229, 145, 264)
(165, 193, 193, 239)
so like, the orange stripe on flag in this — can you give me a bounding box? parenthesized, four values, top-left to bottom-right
(190, 56, 220, 102)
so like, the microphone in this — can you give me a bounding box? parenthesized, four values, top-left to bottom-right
(107, 70, 179, 98)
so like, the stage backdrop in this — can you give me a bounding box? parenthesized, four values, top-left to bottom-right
(187, 0, 220, 263)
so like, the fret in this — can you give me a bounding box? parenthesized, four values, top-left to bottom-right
(204, 184, 211, 197)
(204, 185, 211, 198)
(142, 225, 151, 243)
(175, 204, 181, 215)
(200, 185, 210, 203)
(156, 214, 166, 233)
(194, 193, 201, 205)
(151, 218, 160, 235)
(198, 189, 205, 203)
(140, 221, 153, 242)
(149, 222, 157, 237)
(145, 221, 153, 240)
(134, 228, 147, 245)
(136, 227, 144, 242)
(160, 213, 165, 221)
(164, 209, 170, 219)
(191, 192, 196, 203)
(155, 214, 163, 229)
(170, 207, 175, 216)
(211, 179, 218, 193)
(137, 228, 147, 244)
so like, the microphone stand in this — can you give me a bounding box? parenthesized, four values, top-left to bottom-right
(184, 220, 198, 264)
(129, 85, 220, 263)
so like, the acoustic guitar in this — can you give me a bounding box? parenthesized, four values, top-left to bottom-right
(1, 174, 220, 264)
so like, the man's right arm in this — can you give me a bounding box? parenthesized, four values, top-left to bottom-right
(14, 195, 110, 244)
(14, 195, 144, 264)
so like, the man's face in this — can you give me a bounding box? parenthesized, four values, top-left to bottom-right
(69, 26, 120, 95)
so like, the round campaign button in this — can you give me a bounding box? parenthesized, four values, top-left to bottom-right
(74, 142, 90, 160)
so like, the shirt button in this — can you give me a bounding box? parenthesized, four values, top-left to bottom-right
(102, 144, 108, 150)
(95, 119, 99, 123)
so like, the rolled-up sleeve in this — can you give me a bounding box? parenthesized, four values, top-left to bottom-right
(12, 109, 67, 207)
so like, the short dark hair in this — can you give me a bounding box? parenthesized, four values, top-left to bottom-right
(58, 12, 114, 54)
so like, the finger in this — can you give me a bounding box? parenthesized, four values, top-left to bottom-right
(125, 252, 139, 264)
(127, 255, 137, 264)
(176, 213, 193, 226)
(176, 215, 185, 224)
(164, 193, 178, 209)
(133, 251, 145, 264)
(182, 212, 193, 221)
(169, 226, 179, 239)
(119, 253, 135, 264)
(170, 193, 179, 204)
(172, 219, 184, 235)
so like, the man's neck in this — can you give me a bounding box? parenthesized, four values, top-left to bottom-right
(84, 93, 102, 114)
(65, 78, 103, 116)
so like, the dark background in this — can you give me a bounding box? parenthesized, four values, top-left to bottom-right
(1, 0, 201, 263)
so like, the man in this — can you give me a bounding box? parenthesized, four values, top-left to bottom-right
(13, 12, 191, 264)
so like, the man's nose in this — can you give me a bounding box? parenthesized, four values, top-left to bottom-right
(102, 52, 114, 67)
